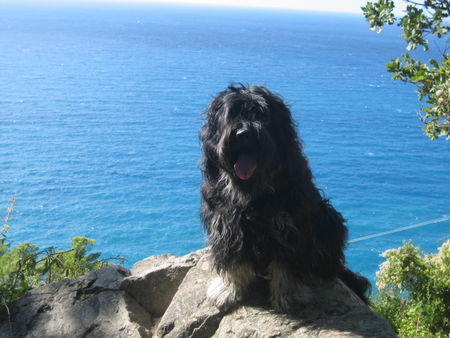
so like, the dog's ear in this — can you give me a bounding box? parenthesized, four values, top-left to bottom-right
(202, 90, 230, 141)
(264, 93, 307, 173)
(201, 93, 226, 179)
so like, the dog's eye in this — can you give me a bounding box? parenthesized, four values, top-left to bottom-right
(244, 108, 268, 123)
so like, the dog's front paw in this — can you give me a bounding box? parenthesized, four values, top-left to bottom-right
(270, 282, 313, 314)
(270, 287, 297, 313)
(207, 276, 242, 311)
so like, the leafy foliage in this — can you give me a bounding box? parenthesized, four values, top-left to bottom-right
(362, 0, 450, 140)
(0, 197, 124, 305)
(371, 239, 450, 336)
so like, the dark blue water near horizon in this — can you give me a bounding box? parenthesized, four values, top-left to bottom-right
(1, 3, 449, 285)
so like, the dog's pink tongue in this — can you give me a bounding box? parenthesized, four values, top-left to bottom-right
(234, 155, 257, 180)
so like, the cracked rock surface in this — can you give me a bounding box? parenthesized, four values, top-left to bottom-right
(0, 266, 152, 338)
(0, 249, 396, 337)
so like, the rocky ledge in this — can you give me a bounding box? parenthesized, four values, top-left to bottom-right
(0, 249, 396, 337)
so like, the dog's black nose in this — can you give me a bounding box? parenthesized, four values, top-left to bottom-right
(233, 127, 257, 151)
(235, 128, 251, 141)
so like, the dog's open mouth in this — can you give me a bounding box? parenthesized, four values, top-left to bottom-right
(233, 154, 257, 180)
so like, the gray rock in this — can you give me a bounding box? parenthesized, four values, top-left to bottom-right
(155, 255, 222, 338)
(0, 249, 396, 338)
(122, 250, 205, 317)
(213, 291, 393, 337)
(0, 265, 153, 338)
(155, 256, 396, 338)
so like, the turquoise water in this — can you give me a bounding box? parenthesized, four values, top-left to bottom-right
(1, 3, 449, 284)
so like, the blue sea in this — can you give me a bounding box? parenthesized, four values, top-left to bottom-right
(1, 3, 449, 285)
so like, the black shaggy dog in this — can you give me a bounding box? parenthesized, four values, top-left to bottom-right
(200, 84, 370, 313)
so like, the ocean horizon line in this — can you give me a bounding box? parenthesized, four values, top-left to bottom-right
(0, 0, 369, 15)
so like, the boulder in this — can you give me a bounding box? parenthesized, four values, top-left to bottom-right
(121, 249, 205, 317)
(0, 265, 152, 338)
(0, 249, 396, 337)
(155, 255, 395, 338)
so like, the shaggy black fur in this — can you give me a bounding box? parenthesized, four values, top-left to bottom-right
(200, 84, 370, 310)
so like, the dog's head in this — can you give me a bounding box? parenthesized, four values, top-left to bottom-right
(201, 84, 302, 192)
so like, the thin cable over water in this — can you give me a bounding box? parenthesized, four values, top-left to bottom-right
(349, 216, 450, 243)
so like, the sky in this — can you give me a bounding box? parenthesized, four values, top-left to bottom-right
(6, 0, 408, 15)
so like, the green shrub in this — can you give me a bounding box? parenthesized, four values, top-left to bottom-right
(0, 197, 124, 306)
(371, 239, 450, 337)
